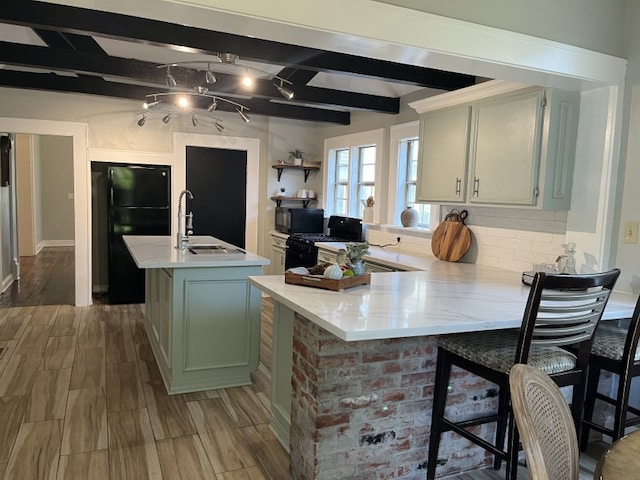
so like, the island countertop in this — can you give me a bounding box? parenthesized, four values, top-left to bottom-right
(248, 263, 636, 341)
(124, 235, 270, 269)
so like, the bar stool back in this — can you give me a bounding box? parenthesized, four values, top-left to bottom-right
(509, 364, 580, 480)
(580, 294, 640, 449)
(426, 269, 620, 480)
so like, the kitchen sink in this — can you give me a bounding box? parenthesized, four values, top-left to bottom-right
(187, 244, 244, 254)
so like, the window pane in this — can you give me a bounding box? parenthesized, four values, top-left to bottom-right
(336, 149, 349, 182)
(406, 184, 416, 205)
(359, 146, 376, 183)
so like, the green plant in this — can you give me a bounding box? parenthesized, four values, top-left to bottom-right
(288, 148, 304, 160)
(338, 242, 370, 263)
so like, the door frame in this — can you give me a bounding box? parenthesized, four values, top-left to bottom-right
(0, 118, 90, 306)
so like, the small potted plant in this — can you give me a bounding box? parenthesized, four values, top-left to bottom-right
(288, 148, 304, 166)
(338, 242, 369, 275)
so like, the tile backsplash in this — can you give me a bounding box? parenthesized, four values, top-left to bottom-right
(367, 206, 568, 273)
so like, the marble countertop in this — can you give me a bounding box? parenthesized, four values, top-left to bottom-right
(317, 242, 436, 271)
(124, 235, 270, 269)
(249, 263, 637, 341)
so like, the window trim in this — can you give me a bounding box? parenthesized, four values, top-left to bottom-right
(323, 128, 385, 220)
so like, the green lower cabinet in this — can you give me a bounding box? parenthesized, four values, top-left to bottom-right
(144, 265, 262, 394)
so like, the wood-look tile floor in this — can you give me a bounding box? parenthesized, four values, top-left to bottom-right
(0, 249, 611, 479)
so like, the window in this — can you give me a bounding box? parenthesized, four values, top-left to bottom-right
(325, 129, 384, 218)
(401, 138, 430, 226)
(390, 122, 435, 229)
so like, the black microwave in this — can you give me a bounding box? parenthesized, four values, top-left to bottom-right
(275, 207, 324, 234)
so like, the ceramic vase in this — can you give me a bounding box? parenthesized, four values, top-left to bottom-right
(362, 207, 373, 223)
(348, 259, 365, 275)
(400, 206, 419, 227)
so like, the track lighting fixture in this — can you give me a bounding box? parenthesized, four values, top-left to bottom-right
(274, 80, 294, 100)
(236, 107, 250, 123)
(137, 114, 146, 126)
(205, 64, 216, 84)
(207, 99, 218, 112)
(165, 67, 177, 88)
(192, 115, 199, 126)
(157, 53, 295, 101)
(162, 113, 172, 124)
(143, 98, 160, 110)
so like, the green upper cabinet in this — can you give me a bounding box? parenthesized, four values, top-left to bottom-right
(469, 90, 543, 205)
(416, 106, 470, 203)
(410, 80, 580, 210)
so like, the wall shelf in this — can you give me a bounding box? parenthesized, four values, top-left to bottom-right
(270, 196, 316, 208)
(272, 164, 320, 182)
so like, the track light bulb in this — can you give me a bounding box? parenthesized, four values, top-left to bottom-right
(162, 114, 172, 124)
(275, 82, 294, 100)
(137, 115, 146, 127)
(242, 71, 253, 88)
(205, 67, 216, 84)
(165, 67, 177, 87)
(192, 115, 199, 126)
(178, 96, 189, 109)
(236, 107, 250, 123)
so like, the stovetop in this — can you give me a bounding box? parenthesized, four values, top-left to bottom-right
(289, 233, 351, 244)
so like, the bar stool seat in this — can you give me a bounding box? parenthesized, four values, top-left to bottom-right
(440, 330, 578, 375)
(580, 296, 640, 449)
(426, 269, 621, 480)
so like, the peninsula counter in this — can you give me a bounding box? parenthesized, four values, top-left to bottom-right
(124, 235, 270, 394)
(248, 264, 635, 479)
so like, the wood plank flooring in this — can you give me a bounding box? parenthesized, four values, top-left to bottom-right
(0, 247, 74, 307)
(0, 250, 612, 479)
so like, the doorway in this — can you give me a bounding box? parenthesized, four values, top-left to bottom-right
(0, 133, 75, 307)
(186, 146, 247, 248)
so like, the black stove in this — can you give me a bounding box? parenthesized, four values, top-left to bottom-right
(285, 215, 365, 269)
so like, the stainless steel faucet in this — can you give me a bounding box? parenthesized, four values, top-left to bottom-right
(177, 189, 194, 250)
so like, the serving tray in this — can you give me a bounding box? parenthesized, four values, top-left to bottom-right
(285, 272, 371, 291)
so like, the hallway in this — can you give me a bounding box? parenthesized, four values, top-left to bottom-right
(0, 247, 74, 307)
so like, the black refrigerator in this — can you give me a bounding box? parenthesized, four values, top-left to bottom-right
(107, 164, 170, 304)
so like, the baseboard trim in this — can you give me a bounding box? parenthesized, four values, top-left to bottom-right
(1, 274, 14, 293)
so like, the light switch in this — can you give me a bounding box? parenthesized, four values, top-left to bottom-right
(623, 220, 639, 244)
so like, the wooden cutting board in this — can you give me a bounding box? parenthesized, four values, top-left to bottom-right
(431, 210, 472, 262)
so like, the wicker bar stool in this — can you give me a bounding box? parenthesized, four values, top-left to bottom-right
(426, 269, 620, 480)
(580, 294, 640, 449)
(509, 364, 580, 480)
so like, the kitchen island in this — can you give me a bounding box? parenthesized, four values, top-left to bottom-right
(124, 235, 270, 394)
(248, 264, 636, 479)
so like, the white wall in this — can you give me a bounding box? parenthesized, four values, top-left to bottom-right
(39, 135, 74, 245)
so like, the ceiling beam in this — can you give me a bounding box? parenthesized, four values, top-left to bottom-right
(0, 70, 351, 124)
(0, 41, 398, 114)
(3, 1, 476, 90)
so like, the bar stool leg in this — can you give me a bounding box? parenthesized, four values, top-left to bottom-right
(427, 348, 452, 480)
(580, 363, 600, 450)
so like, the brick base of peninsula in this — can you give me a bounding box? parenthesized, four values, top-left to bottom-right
(290, 313, 494, 480)
(246, 269, 636, 479)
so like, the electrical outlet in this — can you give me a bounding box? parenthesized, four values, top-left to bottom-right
(396, 236, 401, 244)
(623, 220, 639, 244)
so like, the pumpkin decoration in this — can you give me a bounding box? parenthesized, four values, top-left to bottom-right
(323, 263, 343, 280)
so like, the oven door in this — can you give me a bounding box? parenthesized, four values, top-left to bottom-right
(285, 245, 318, 270)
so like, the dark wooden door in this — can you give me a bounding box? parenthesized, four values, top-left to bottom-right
(186, 146, 247, 249)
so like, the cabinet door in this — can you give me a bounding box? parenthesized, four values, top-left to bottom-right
(272, 246, 286, 274)
(416, 106, 470, 203)
(468, 90, 543, 205)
